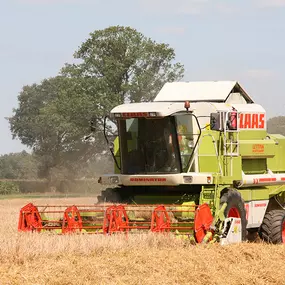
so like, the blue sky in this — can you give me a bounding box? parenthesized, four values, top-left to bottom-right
(0, 0, 285, 154)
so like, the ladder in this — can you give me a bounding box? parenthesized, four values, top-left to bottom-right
(222, 111, 240, 177)
(223, 111, 240, 157)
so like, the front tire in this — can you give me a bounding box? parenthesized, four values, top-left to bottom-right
(97, 188, 122, 203)
(259, 209, 285, 244)
(97, 187, 132, 203)
(220, 189, 247, 241)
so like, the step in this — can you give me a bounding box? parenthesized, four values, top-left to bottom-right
(224, 153, 240, 157)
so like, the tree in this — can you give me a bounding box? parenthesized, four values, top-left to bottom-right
(61, 25, 184, 131)
(9, 26, 184, 178)
(9, 76, 100, 178)
(267, 116, 285, 136)
(0, 151, 38, 179)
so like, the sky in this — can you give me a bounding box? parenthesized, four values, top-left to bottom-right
(0, 0, 285, 154)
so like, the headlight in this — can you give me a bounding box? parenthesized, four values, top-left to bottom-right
(148, 112, 157, 117)
(109, 176, 119, 184)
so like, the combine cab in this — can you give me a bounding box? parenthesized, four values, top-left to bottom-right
(19, 81, 285, 244)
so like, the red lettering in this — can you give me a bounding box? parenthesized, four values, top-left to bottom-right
(244, 114, 251, 128)
(122, 112, 148, 118)
(258, 178, 276, 182)
(254, 203, 267, 207)
(252, 114, 259, 128)
(239, 114, 244, 128)
(239, 113, 266, 129)
(259, 114, 265, 128)
(252, 144, 264, 153)
(130, 177, 167, 182)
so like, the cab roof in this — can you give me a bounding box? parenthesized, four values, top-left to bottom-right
(111, 102, 187, 117)
(153, 81, 254, 103)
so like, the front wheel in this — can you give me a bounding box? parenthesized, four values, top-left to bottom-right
(220, 189, 247, 241)
(97, 188, 123, 203)
(259, 209, 285, 244)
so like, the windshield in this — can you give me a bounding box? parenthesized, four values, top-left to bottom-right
(176, 114, 200, 172)
(119, 117, 181, 174)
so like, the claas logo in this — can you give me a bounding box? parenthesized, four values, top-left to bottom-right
(239, 113, 265, 129)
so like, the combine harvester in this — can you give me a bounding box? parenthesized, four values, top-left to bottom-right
(18, 81, 285, 244)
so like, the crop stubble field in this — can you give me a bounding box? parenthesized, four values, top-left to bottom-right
(1, 197, 285, 285)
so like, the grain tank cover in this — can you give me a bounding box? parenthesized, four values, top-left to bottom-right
(154, 81, 254, 104)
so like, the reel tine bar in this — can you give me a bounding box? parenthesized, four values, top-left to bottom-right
(103, 205, 129, 234)
(18, 203, 43, 232)
(151, 205, 171, 232)
(18, 202, 213, 240)
(62, 206, 83, 234)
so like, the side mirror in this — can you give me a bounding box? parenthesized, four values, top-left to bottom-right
(210, 113, 222, 131)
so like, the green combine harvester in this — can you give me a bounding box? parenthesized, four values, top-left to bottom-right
(18, 81, 285, 244)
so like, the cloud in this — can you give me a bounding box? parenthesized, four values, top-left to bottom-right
(255, 0, 285, 7)
(244, 69, 277, 79)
